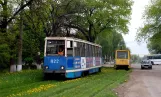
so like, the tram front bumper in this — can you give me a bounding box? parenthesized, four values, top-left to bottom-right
(44, 70, 66, 74)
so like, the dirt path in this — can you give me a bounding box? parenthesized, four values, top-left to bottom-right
(116, 64, 161, 97)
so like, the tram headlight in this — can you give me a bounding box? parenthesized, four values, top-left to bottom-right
(61, 66, 64, 70)
(45, 66, 49, 69)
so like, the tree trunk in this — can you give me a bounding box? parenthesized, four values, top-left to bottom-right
(36, 64, 42, 69)
(10, 58, 16, 72)
(0, 0, 8, 33)
(17, 0, 24, 71)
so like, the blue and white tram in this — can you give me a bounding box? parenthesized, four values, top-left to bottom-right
(43, 37, 102, 78)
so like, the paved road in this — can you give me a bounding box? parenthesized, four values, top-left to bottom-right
(116, 64, 161, 97)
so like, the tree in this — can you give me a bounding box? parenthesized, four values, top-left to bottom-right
(136, 0, 161, 54)
(95, 30, 127, 61)
(0, 0, 34, 33)
(28, 0, 133, 42)
(64, 0, 133, 42)
(147, 32, 161, 54)
(0, 0, 33, 71)
(131, 54, 141, 63)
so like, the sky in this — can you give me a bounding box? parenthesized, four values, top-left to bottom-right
(123, 0, 150, 56)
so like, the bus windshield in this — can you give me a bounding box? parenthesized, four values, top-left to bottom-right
(117, 51, 128, 59)
(46, 40, 65, 56)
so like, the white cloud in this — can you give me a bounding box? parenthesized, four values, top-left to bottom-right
(123, 0, 150, 55)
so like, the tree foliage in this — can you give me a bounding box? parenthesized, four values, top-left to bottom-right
(0, 0, 133, 70)
(136, 0, 161, 53)
(131, 54, 141, 63)
(95, 30, 127, 61)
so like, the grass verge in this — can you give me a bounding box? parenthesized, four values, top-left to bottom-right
(0, 68, 131, 97)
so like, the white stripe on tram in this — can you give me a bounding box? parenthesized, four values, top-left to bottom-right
(66, 66, 102, 73)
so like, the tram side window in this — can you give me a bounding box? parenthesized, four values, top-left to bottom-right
(85, 44, 87, 57)
(98, 47, 101, 57)
(80, 43, 85, 57)
(67, 41, 73, 56)
(98, 47, 100, 57)
(90, 45, 93, 57)
(91, 45, 93, 57)
(96, 47, 99, 57)
(74, 42, 80, 56)
(93, 45, 95, 57)
(88, 44, 90, 57)
(94, 46, 96, 57)
(100, 48, 102, 57)
(86, 44, 90, 57)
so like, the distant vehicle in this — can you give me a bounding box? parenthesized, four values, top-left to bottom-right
(143, 54, 161, 65)
(141, 59, 152, 69)
(43, 37, 102, 79)
(114, 50, 131, 70)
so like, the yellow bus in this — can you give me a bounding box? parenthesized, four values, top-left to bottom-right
(115, 50, 131, 70)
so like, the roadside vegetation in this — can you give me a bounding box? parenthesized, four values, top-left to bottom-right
(137, 0, 161, 54)
(0, 68, 131, 97)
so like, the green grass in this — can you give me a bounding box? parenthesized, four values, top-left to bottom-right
(0, 68, 131, 97)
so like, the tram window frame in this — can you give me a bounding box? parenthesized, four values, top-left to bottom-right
(95, 46, 98, 57)
(100, 47, 102, 57)
(97, 47, 99, 57)
(85, 44, 88, 57)
(90, 45, 93, 57)
(94, 46, 96, 57)
(67, 40, 73, 57)
(46, 40, 65, 56)
(78, 42, 81, 56)
(93, 45, 95, 57)
(80, 42, 85, 57)
(74, 41, 80, 56)
(87, 44, 90, 57)
(99, 47, 101, 57)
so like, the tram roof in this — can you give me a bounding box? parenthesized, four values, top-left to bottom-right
(45, 37, 101, 47)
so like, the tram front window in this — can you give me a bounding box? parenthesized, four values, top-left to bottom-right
(46, 40, 65, 56)
(117, 51, 128, 59)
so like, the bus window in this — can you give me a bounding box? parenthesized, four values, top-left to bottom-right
(117, 51, 128, 59)
(46, 40, 65, 56)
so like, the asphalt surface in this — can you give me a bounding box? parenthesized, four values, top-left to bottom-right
(116, 64, 161, 97)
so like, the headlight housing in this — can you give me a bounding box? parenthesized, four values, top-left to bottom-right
(60, 66, 64, 70)
(45, 66, 49, 69)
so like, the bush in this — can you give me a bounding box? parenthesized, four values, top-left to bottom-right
(24, 57, 34, 65)
(0, 44, 10, 70)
